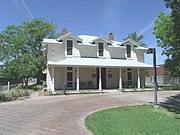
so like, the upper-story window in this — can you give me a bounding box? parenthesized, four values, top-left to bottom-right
(67, 40, 73, 55)
(98, 42, 104, 56)
(127, 45, 131, 58)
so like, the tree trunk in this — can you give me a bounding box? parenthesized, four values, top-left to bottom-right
(36, 78, 41, 85)
(24, 78, 28, 88)
(22, 79, 24, 87)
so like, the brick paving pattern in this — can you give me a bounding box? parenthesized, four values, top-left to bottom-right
(0, 91, 179, 135)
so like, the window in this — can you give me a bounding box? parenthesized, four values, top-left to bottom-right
(67, 67, 73, 70)
(127, 45, 131, 58)
(98, 42, 104, 56)
(67, 40, 73, 55)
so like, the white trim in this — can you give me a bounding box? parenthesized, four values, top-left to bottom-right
(91, 36, 112, 44)
(66, 67, 74, 89)
(97, 41, 105, 57)
(51, 66, 55, 92)
(58, 32, 83, 42)
(65, 39, 74, 57)
(48, 58, 152, 68)
(137, 68, 141, 88)
(99, 67, 102, 90)
(76, 67, 79, 90)
(126, 44, 132, 59)
(107, 68, 111, 88)
(119, 68, 122, 89)
(122, 38, 139, 46)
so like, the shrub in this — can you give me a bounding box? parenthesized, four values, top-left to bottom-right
(0, 93, 6, 102)
(32, 85, 43, 91)
(26, 84, 43, 91)
(170, 84, 180, 90)
(0, 88, 31, 102)
(163, 84, 180, 90)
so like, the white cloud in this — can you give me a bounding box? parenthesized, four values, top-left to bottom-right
(101, 0, 129, 31)
(138, 9, 170, 35)
(138, 20, 155, 35)
(21, 0, 34, 19)
(11, 0, 34, 20)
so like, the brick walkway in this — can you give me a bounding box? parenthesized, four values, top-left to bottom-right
(0, 91, 179, 135)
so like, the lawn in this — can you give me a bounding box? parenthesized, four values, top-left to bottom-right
(85, 105, 180, 135)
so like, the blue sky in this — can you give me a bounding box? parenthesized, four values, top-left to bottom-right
(0, 0, 170, 65)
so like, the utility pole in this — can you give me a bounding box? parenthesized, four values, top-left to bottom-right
(153, 48, 158, 106)
(146, 48, 158, 107)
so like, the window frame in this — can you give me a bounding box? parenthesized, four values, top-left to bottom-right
(126, 44, 131, 58)
(66, 67, 74, 89)
(66, 39, 73, 56)
(126, 68, 133, 86)
(98, 41, 104, 57)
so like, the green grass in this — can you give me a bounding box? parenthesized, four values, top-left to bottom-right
(85, 105, 180, 135)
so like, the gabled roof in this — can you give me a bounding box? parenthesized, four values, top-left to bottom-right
(90, 36, 113, 45)
(57, 32, 83, 42)
(122, 38, 139, 46)
(121, 38, 148, 50)
(42, 39, 60, 44)
(42, 35, 123, 47)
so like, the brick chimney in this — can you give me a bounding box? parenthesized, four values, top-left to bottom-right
(108, 33, 114, 40)
(60, 28, 68, 36)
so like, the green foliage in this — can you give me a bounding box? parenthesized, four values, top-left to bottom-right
(86, 105, 180, 135)
(170, 84, 180, 90)
(0, 88, 31, 102)
(154, 1, 180, 77)
(0, 93, 6, 102)
(164, 0, 180, 42)
(123, 32, 147, 47)
(154, 13, 175, 56)
(0, 18, 57, 86)
(163, 84, 180, 90)
(27, 84, 43, 91)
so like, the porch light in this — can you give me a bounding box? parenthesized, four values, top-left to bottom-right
(146, 48, 158, 107)
(93, 69, 96, 73)
(92, 69, 96, 78)
(108, 69, 112, 78)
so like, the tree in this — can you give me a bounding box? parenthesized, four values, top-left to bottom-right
(154, 0, 180, 77)
(123, 32, 147, 47)
(165, 0, 180, 42)
(0, 18, 57, 87)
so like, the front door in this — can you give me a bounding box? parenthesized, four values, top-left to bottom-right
(127, 68, 132, 87)
(66, 67, 73, 89)
(96, 68, 107, 89)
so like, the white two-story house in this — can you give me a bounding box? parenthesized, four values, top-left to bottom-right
(42, 28, 151, 92)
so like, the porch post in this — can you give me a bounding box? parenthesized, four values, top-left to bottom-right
(51, 66, 55, 92)
(137, 68, 140, 89)
(99, 67, 102, 90)
(76, 67, 79, 91)
(119, 68, 122, 89)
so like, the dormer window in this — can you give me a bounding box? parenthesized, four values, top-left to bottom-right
(98, 42, 104, 56)
(67, 40, 73, 55)
(127, 45, 131, 58)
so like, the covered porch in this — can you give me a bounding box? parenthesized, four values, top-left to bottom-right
(46, 58, 152, 91)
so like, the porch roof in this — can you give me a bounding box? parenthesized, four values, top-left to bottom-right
(48, 58, 152, 68)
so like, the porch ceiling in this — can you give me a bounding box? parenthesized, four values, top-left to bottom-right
(48, 58, 152, 68)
